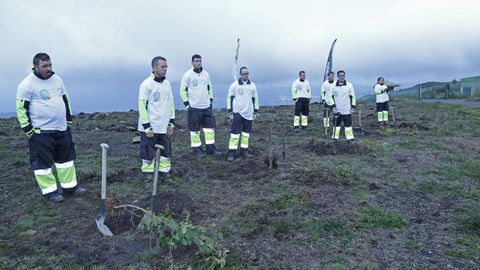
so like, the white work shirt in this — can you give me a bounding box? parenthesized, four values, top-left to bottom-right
(137, 75, 174, 133)
(180, 68, 212, 109)
(321, 80, 336, 105)
(374, 84, 389, 103)
(16, 72, 68, 131)
(332, 81, 356, 115)
(292, 79, 311, 99)
(228, 79, 259, 120)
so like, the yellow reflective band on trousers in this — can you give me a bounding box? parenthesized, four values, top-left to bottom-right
(383, 111, 389, 121)
(241, 132, 250, 148)
(294, 116, 300, 127)
(324, 118, 330, 128)
(332, 126, 341, 139)
(229, 133, 240, 150)
(159, 156, 171, 173)
(141, 159, 154, 173)
(190, 131, 201, 147)
(34, 168, 57, 195)
(203, 128, 215, 145)
(55, 161, 77, 189)
(345, 127, 354, 140)
(378, 112, 383, 122)
(301, 115, 308, 126)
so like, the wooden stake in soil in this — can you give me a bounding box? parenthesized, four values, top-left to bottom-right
(268, 125, 273, 169)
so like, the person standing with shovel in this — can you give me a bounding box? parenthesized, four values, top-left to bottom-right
(16, 53, 86, 203)
(138, 56, 175, 180)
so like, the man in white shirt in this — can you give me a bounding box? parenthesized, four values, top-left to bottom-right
(331, 70, 356, 144)
(374, 77, 392, 126)
(16, 53, 86, 203)
(226, 67, 259, 162)
(138, 56, 175, 180)
(291, 71, 311, 133)
(321, 71, 336, 128)
(180, 54, 220, 159)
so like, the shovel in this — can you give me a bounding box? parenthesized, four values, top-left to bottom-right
(96, 143, 113, 237)
(139, 144, 165, 228)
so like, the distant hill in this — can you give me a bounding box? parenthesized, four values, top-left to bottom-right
(0, 112, 15, 119)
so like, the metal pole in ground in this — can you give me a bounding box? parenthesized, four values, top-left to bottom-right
(281, 123, 286, 170)
(268, 125, 273, 169)
(391, 106, 397, 127)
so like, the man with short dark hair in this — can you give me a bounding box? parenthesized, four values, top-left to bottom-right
(138, 56, 175, 179)
(331, 70, 356, 143)
(321, 71, 336, 128)
(292, 71, 311, 132)
(180, 54, 220, 159)
(16, 53, 86, 203)
(226, 67, 259, 161)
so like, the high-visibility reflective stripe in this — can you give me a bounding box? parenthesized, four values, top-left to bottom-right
(159, 156, 171, 173)
(190, 131, 202, 147)
(34, 168, 53, 175)
(324, 118, 330, 128)
(60, 179, 78, 189)
(241, 132, 249, 148)
(294, 116, 300, 127)
(345, 127, 354, 140)
(141, 159, 154, 172)
(332, 127, 341, 139)
(41, 184, 58, 195)
(378, 112, 383, 122)
(301, 115, 308, 126)
(57, 162, 77, 188)
(55, 161, 74, 169)
(383, 111, 389, 121)
(203, 128, 215, 144)
(229, 133, 240, 150)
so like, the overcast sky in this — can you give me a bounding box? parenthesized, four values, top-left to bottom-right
(1, 0, 479, 113)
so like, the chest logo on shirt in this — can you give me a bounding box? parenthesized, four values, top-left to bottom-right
(39, 89, 52, 100)
(192, 79, 199, 87)
(152, 91, 170, 102)
(296, 85, 303, 91)
(153, 91, 161, 102)
(238, 89, 244, 96)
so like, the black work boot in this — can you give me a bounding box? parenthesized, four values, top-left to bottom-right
(227, 151, 235, 162)
(63, 186, 87, 196)
(193, 147, 204, 160)
(206, 145, 222, 157)
(45, 191, 64, 203)
(240, 149, 253, 159)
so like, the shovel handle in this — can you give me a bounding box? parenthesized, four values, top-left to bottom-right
(151, 144, 163, 215)
(100, 143, 109, 200)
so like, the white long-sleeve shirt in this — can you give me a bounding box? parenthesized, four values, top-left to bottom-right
(321, 80, 336, 105)
(227, 79, 259, 120)
(180, 68, 213, 109)
(332, 80, 356, 115)
(291, 79, 311, 99)
(374, 84, 389, 103)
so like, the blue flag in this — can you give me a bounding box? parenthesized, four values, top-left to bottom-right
(323, 39, 337, 82)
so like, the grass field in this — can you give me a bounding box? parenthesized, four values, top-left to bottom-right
(0, 97, 479, 269)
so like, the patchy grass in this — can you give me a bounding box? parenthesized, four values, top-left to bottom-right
(1, 98, 479, 268)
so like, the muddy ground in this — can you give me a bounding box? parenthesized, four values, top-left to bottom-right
(0, 98, 479, 269)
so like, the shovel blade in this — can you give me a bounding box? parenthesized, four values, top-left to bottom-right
(95, 217, 113, 237)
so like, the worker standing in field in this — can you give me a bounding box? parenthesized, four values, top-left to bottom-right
(331, 70, 356, 144)
(292, 71, 311, 133)
(374, 77, 393, 126)
(180, 54, 221, 159)
(138, 56, 175, 180)
(226, 67, 259, 162)
(321, 71, 336, 128)
(16, 53, 86, 203)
